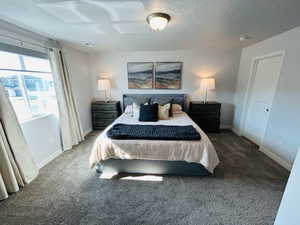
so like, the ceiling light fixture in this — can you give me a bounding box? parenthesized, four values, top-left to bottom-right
(82, 42, 94, 47)
(146, 12, 171, 31)
(240, 35, 250, 41)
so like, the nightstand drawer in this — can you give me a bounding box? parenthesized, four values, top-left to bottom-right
(91, 101, 121, 131)
(93, 126, 109, 130)
(93, 119, 114, 129)
(189, 101, 221, 133)
(190, 112, 220, 119)
(92, 104, 118, 112)
(190, 105, 220, 113)
(92, 111, 119, 119)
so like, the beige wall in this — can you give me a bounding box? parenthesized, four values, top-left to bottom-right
(89, 48, 241, 128)
(234, 26, 300, 164)
(63, 46, 94, 135)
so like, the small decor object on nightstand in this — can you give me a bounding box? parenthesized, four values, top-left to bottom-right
(189, 101, 221, 133)
(92, 101, 121, 130)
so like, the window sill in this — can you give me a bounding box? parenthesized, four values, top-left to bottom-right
(20, 113, 56, 124)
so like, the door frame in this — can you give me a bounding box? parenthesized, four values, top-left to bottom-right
(240, 51, 285, 146)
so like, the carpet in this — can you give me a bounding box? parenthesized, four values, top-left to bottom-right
(0, 130, 289, 225)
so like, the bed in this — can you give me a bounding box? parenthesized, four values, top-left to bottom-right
(89, 94, 219, 176)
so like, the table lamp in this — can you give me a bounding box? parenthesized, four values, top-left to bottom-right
(202, 78, 215, 103)
(98, 78, 111, 102)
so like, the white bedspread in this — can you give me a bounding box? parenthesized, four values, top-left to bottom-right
(89, 112, 220, 173)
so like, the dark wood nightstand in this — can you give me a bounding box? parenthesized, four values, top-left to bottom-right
(92, 101, 121, 130)
(189, 101, 221, 133)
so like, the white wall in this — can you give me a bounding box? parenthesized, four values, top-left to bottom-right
(90, 49, 241, 128)
(21, 115, 62, 169)
(274, 148, 300, 225)
(63, 46, 93, 135)
(234, 26, 300, 165)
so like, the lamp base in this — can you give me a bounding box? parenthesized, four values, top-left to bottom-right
(204, 89, 208, 104)
(94, 97, 110, 103)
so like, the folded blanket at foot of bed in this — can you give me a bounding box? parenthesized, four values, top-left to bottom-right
(107, 123, 201, 140)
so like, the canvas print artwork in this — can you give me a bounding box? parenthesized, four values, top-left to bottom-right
(127, 62, 154, 89)
(155, 62, 182, 89)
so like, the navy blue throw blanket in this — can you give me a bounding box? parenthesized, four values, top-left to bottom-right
(107, 123, 201, 141)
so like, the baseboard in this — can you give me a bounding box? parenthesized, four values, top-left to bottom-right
(84, 128, 93, 137)
(259, 146, 292, 171)
(220, 125, 232, 130)
(231, 127, 292, 171)
(231, 127, 242, 136)
(37, 149, 62, 169)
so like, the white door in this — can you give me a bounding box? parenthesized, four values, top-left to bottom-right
(244, 53, 283, 145)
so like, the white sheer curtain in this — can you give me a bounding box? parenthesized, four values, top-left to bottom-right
(0, 84, 38, 201)
(49, 48, 84, 151)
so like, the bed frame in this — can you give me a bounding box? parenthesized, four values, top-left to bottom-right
(122, 93, 188, 111)
(96, 94, 210, 176)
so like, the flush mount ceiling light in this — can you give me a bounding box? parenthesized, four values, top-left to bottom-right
(240, 35, 250, 41)
(82, 42, 94, 47)
(146, 12, 171, 31)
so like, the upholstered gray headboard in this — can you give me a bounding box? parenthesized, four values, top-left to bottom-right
(123, 94, 188, 112)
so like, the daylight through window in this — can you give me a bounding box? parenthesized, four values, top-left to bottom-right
(0, 50, 58, 122)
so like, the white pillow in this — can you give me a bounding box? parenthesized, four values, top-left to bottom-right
(158, 103, 170, 120)
(172, 104, 183, 114)
(124, 105, 133, 116)
(132, 102, 140, 120)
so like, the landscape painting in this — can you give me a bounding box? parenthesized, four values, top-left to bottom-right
(155, 62, 182, 89)
(127, 62, 154, 89)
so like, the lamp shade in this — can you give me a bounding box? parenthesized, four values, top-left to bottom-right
(202, 78, 215, 90)
(98, 79, 111, 90)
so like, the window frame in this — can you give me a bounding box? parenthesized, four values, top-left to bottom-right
(0, 51, 56, 122)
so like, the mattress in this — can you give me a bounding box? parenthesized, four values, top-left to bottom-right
(89, 112, 220, 173)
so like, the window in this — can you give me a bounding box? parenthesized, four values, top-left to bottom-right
(0, 50, 58, 122)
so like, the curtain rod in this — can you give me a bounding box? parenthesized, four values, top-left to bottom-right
(0, 33, 54, 51)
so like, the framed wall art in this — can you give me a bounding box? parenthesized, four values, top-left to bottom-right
(155, 62, 182, 89)
(127, 62, 154, 89)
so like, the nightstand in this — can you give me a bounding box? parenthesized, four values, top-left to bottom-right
(92, 101, 121, 130)
(189, 101, 221, 133)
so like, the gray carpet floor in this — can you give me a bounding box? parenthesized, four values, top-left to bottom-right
(0, 130, 289, 225)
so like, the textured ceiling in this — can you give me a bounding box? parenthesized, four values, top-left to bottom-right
(0, 0, 300, 52)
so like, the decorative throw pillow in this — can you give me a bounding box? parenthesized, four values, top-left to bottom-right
(133, 102, 140, 119)
(139, 103, 159, 122)
(158, 103, 170, 120)
(124, 105, 133, 115)
(151, 98, 173, 117)
(172, 104, 183, 114)
(131, 98, 151, 119)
